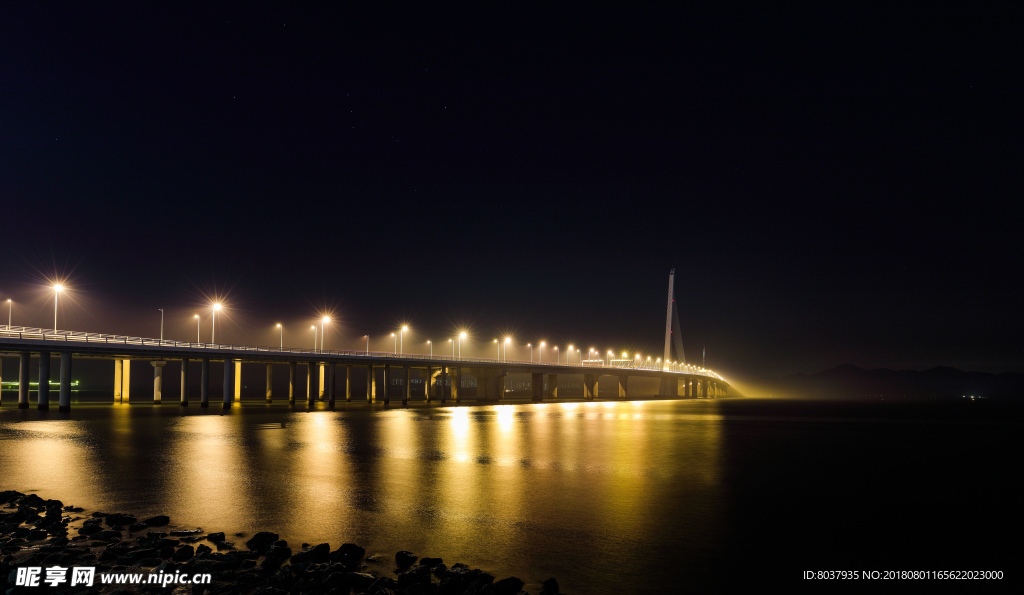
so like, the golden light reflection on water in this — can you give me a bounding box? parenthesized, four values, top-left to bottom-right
(0, 401, 727, 594)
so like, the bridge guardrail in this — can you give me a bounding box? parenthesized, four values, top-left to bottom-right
(0, 325, 722, 380)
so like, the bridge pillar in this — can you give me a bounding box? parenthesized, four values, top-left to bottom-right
(544, 373, 558, 399)
(702, 379, 709, 399)
(200, 357, 210, 407)
(382, 364, 390, 405)
(151, 361, 166, 404)
(425, 366, 434, 403)
(495, 372, 505, 401)
(345, 365, 352, 402)
(18, 351, 30, 408)
(403, 366, 410, 406)
(122, 359, 131, 403)
(306, 361, 316, 408)
(583, 374, 597, 400)
(617, 375, 628, 399)
(234, 360, 242, 402)
(222, 358, 234, 409)
(37, 351, 50, 410)
(452, 367, 461, 403)
(439, 367, 449, 403)
(180, 359, 190, 406)
(328, 362, 336, 408)
(367, 364, 375, 403)
(114, 358, 122, 402)
(59, 352, 72, 412)
(288, 361, 297, 405)
(319, 364, 325, 398)
(265, 364, 273, 403)
(661, 375, 678, 397)
(531, 373, 543, 402)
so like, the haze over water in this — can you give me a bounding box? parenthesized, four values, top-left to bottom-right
(1, 398, 1018, 592)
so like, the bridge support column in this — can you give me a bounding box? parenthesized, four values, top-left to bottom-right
(452, 367, 461, 403)
(702, 379, 709, 399)
(425, 366, 434, 403)
(121, 359, 131, 403)
(306, 362, 316, 408)
(38, 352, 50, 410)
(222, 358, 234, 409)
(531, 373, 543, 402)
(114, 358, 122, 402)
(495, 373, 506, 401)
(545, 373, 558, 399)
(583, 374, 597, 400)
(402, 366, 410, 406)
(345, 365, 352, 402)
(59, 352, 72, 412)
(319, 364, 325, 399)
(200, 357, 210, 407)
(439, 367, 448, 403)
(382, 364, 390, 405)
(18, 351, 30, 409)
(661, 376, 678, 397)
(151, 361, 166, 404)
(288, 361, 297, 405)
(328, 362, 336, 408)
(265, 364, 273, 403)
(180, 359, 190, 406)
(617, 375, 628, 399)
(234, 361, 242, 402)
(367, 364, 375, 403)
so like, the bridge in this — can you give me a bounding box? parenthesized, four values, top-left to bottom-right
(0, 325, 727, 411)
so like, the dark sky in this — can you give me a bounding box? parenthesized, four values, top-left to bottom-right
(1, 4, 1021, 380)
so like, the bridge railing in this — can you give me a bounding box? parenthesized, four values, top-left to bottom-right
(0, 325, 723, 380)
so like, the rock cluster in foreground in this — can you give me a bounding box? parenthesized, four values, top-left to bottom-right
(0, 490, 561, 594)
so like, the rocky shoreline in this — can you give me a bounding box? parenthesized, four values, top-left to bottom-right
(0, 491, 561, 594)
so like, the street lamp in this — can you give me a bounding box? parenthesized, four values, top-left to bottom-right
(194, 314, 200, 343)
(528, 343, 532, 362)
(607, 350, 613, 366)
(567, 345, 573, 365)
(321, 316, 330, 353)
(554, 346, 558, 363)
(540, 341, 545, 363)
(211, 302, 222, 343)
(493, 339, 499, 360)
(6, 299, 11, 328)
(392, 333, 396, 354)
(427, 340, 432, 357)
(504, 337, 511, 361)
(276, 323, 283, 349)
(364, 335, 369, 354)
(53, 284, 63, 331)
(400, 325, 408, 355)
(449, 338, 454, 358)
(459, 332, 466, 359)
(158, 308, 164, 341)
(312, 325, 317, 350)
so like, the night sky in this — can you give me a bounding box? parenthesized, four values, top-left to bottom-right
(2, 4, 1021, 380)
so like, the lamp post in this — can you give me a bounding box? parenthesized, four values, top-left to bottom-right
(194, 314, 200, 343)
(554, 346, 558, 364)
(159, 309, 164, 341)
(276, 323, 283, 349)
(53, 284, 63, 331)
(400, 325, 408, 355)
(211, 303, 221, 343)
(607, 351, 613, 366)
(459, 332, 466, 359)
(528, 343, 532, 362)
(567, 345, 573, 365)
(312, 325, 317, 351)
(503, 337, 510, 361)
(365, 335, 369, 354)
(450, 338, 454, 358)
(392, 333, 396, 354)
(6, 299, 11, 328)
(427, 340, 432, 357)
(493, 339, 499, 360)
(321, 316, 330, 353)
(539, 341, 545, 363)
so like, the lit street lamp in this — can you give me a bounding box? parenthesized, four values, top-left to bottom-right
(567, 345, 573, 365)
(312, 325, 317, 350)
(364, 335, 369, 354)
(400, 325, 408, 355)
(528, 343, 532, 362)
(459, 332, 466, 359)
(321, 316, 330, 353)
(276, 323, 283, 350)
(53, 284, 63, 331)
(607, 350, 613, 366)
(493, 339, 499, 360)
(540, 341, 545, 363)
(7, 298, 12, 327)
(158, 309, 164, 341)
(211, 303, 222, 343)
(503, 337, 511, 361)
(392, 333, 396, 354)
(427, 340, 432, 357)
(194, 314, 200, 343)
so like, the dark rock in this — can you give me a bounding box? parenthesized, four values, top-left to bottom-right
(78, 524, 104, 536)
(105, 513, 136, 527)
(157, 546, 175, 559)
(349, 572, 376, 592)
(270, 565, 295, 589)
(440, 564, 494, 593)
(206, 531, 226, 542)
(490, 576, 525, 595)
(195, 543, 212, 557)
(128, 522, 147, 532)
(395, 550, 417, 569)
(171, 545, 195, 562)
(420, 557, 443, 568)
(169, 528, 203, 536)
(240, 558, 257, 570)
(432, 562, 448, 578)
(245, 531, 279, 554)
(215, 540, 235, 551)
(291, 542, 330, 564)
(134, 557, 163, 567)
(138, 515, 169, 527)
(397, 564, 432, 588)
(92, 530, 122, 542)
(329, 543, 365, 570)
(322, 571, 351, 589)
(369, 576, 399, 593)
(541, 577, 560, 594)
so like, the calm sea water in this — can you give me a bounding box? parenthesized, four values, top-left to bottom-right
(0, 398, 1019, 592)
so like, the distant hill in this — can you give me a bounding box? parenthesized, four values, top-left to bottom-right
(758, 365, 1023, 401)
